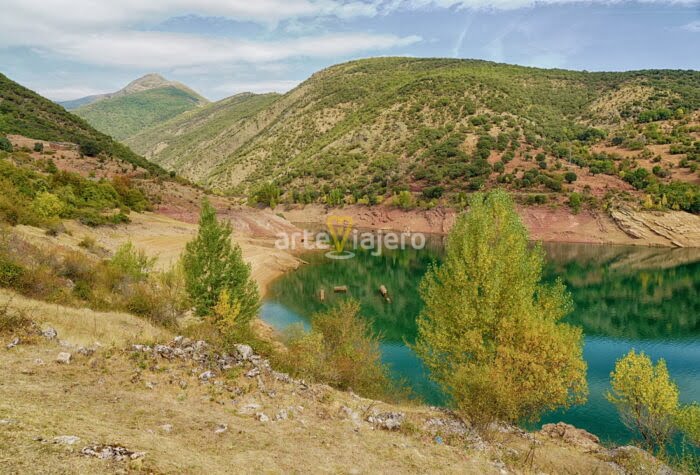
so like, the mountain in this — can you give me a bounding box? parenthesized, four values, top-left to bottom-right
(68, 74, 209, 140)
(126, 92, 280, 178)
(0, 72, 165, 175)
(127, 58, 700, 213)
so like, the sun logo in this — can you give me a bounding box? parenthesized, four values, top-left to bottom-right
(325, 215, 355, 260)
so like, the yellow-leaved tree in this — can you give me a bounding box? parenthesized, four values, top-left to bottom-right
(414, 190, 587, 428)
(607, 350, 680, 452)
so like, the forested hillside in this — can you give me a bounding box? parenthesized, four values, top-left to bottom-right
(126, 58, 700, 213)
(0, 73, 165, 175)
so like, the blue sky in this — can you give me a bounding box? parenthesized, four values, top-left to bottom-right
(1, 1, 698, 101)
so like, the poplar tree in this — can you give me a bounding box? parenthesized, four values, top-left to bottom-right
(183, 199, 259, 325)
(414, 190, 587, 427)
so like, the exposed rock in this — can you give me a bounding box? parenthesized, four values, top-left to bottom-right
(238, 403, 261, 415)
(540, 422, 601, 452)
(6, 337, 20, 349)
(160, 424, 173, 433)
(256, 412, 270, 422)
(81, 444, 145, 461)
(131, 344, 152, 353)
(367, 412, 404, 431)
(56, 352, 72, 364)
(235, 344, 253, 361)
(424, 417, 470, 436)
(275, 409, 289, 421)
(77, 347, 94, 357)
(0, 418, 18, 425)
(199, 370, 215, 381)
(42, 327, 58, 340)
(245, 367, 260, 378)
(214, 423, 228, 434)
(53, 435, 80, 445)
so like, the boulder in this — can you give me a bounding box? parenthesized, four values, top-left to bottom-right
(56, 352, 72, 364)
(539, 422, 601, 452)
(235, 344, 253, 361)
(367, 412, 404, 431)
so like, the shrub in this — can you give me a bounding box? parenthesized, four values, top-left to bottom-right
(33, 142, 43, 152)
(0, 137, 12, 152)
(422, 186, 444, 200)
(569, 192, 583, 214)
(564, 171, 578, 183)
(0, 254, 24, 288)
(32, 192, 64, 218)
(607, 350, 679, 452)
(79, 141, 100, 157)
(281, 300, 397, 400)
(251, 182, 281, 208)
(414, 190, 587, 428)
(393, 190, 414, 210)
(109, 242, 155, 282)
(182, 199, 260, 321)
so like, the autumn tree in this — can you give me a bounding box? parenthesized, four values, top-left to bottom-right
(414, 190, 587, 428)
(182, 199, 259, 325)
(607, 350, 680, 452)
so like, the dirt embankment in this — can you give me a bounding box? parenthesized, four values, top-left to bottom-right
(276, 204, 700, 248)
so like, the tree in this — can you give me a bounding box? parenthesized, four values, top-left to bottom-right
(414, 190, 587, 428)
(564, 171, 577, 183)
(251, 182, 281, 208)
(182, 199, 259, 324)
(675, 403, 700, 448)
(79, 141, 100, 157)
(606, 350, 679, 452)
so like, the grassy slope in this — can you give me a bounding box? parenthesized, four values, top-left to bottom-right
(0, 73, 165, 175)
(74, 86, 206, 141)
(126, 92, 281, 172)
(130, 57, 699, 200)
(0, 286, 647, 474)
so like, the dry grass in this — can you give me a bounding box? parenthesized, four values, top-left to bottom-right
(0, 290, 633, 475)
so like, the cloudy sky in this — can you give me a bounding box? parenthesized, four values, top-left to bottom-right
(1, 0, 698, 101)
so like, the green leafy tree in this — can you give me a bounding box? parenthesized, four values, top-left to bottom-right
(251, 182, 281, 208)
(182, 199, 259, 323)
(675, 403, 700, 448)
(414, 190, 587, 427)
(607, 350, 679, 452)
(564, 171, 578, 183)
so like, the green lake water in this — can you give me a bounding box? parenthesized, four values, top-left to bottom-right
(262, 238, 700, 445)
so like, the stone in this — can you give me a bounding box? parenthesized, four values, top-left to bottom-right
(34, 358, 45, 365)
(178, 380, 188, 389)
(54, 435, 80, 445)
(340, 406, 360, 422)
(199, 370, 215, 381)
(366, 412, 404, 431)
(275, 409, 289, 421)
(80, 444, 145, 461)
(256, 412, 270, 422)
(6, 337, 20, 349)
(540, 422, 601, 452)
(42, 327, 58, 340)
(245, 367, 260, 378)
(160, 424, 173, 433)
(77, 347, 94, 357)
(214, 423, 228, 434)
(56, 352, 72, 364)
(0, 419, 17, 425)
(234, 344, 253, 361)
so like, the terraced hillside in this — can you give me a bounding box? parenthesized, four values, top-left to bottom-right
(128, 58, 700, 213)
(71, 74, 209, 140)
(0, 73, 165, 175)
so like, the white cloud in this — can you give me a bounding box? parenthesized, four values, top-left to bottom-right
(28, 31, 420, 68)
(381, 0, 699, 11)
(38, 86, 112, 101)
(680, 20, 700, 32)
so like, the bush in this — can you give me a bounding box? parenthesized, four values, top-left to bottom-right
(251, 182, 281, 208)
(33, 142, 43, 152)
(280, 300, 398, 400)
(414, 190, 587, 428)
(0, 254, 24, 288)
(564, 171, 578, 183)
(79, 141, 100, 157)
(109, 242, 155, 282)
(0, 137, 12, 152)
(422, 186, 444, 200)
(607, 350, 679, 452)
(569, 192, 583, 214)
(393, 190, 414, 210)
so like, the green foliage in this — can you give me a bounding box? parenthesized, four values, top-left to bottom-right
(280, 300, 398, 400)
(607, 350, 679, 452)
(250, 182, 281, 208)
(109, 242, 155, 282)
(74, 86, 205, 141)
(33, 142, 43, 152)
(0, 72, 166, 176)
(182, 199, 260, 322)
(568, 192, 583, 214)
(414, 190, 587, 427)
(393, 190, 414, 209)
(0, 136, 12, 152)
(675, 403, 700, 448)
(564, 171, 578, 183)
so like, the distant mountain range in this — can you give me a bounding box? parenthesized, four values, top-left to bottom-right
(62, 74, 209, 141)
